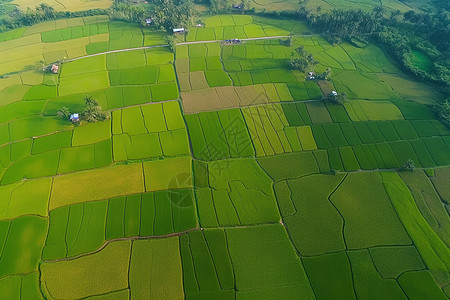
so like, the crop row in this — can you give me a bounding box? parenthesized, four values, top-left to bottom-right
(222, 43, 291, 60)
(223, 58, 289, 72)
(242, 105, 297, 156)
(400, 170, 450, 248)
(43, 189, 197, 260)
(0, 138, 112, 185)
(0, 271, 42, 299)
(107, 48, 173, 70)
(41, 23, 109, 43)
(325, 138, 450, 172)
(180, 230, 234, 297)
(185, 109, 253, 160)
(109, 65, 176, 86)
(177, 43, 221, 59)
(0, 216, 47, 279)
(112, 103, 190, 160)
(186, 23, 286, 42)
(229, 69, 297, 86)
(23, 15, 110, 36)
(194, 158, 280, 227)
(309, 119, 449, 146)
(0, 28, 26, 43)
(0, 119, 109, 183)
(382, 172, 450, 288)
(175, 41, 324, 103)
(46, 83, 179, 113)
(184, 14, 306, 43)
(302, 250, 444, 300)
(181, 83, 296, 113)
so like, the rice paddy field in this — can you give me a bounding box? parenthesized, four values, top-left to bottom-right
(0, 13, 449, 300)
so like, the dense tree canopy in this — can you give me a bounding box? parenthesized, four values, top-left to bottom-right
(151, 0, 197, 31)
(0, 4, 105, 32)
(307, 8, 380, 42)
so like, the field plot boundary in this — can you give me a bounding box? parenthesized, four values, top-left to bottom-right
(41, 222, 283, 263)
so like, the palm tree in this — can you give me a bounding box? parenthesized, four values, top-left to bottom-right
(57, 107, 71, 120)
(400, 159, 415, 172)
(82, 95, 106, 123)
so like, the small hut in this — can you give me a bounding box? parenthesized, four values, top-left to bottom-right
(69, 113, 80, 123)
(173, 28, 185, 34)
(51, 64, 59, 74)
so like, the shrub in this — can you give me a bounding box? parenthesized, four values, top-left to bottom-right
(400, 159, 415, 172)
(326, 92, 347, 105)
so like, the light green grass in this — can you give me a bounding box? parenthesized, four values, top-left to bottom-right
(330, 172, 411, 249)
(41, 240, 131, 300)
(348, 249, 408, 300)
(382, 172, 450, 286)
(226, 224, 315, 299)
(0, 178, 51, 219)
(143, 157, 192, 192)
(130, 237, 184, 299)
(50, 163, 145, 209)
(0, 216, 48, 277)
(282, 174, 345, 256)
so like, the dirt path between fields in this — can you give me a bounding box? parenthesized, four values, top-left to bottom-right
(63, 44, 169, 62)
(62, 35, 291, 62)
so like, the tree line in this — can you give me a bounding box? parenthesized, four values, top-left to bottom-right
(0, 0, 198, 33)
(0, 4, 106, 32)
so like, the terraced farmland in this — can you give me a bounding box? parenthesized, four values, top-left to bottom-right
(0, 12, 449, 300)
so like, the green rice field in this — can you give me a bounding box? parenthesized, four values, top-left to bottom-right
(0, 11, 448, 300)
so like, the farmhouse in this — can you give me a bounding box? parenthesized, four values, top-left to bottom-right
(173, 28, 185, 34)
(51, 64, 59, 74)
(233, 3, 243, 9)
(145, 18, 152, 25)
(331, 90, 338, 96)
(69, 113, 80, 123)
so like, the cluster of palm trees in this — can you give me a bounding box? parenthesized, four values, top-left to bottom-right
(289, 46, 318, 72)
(57, 95, 108, 124)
